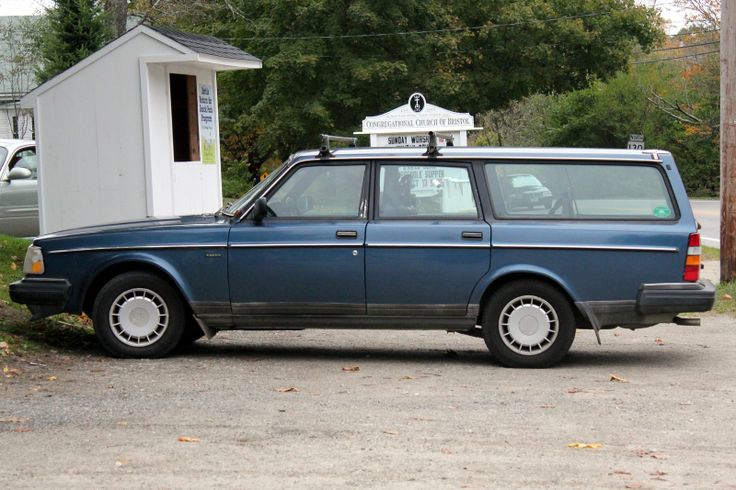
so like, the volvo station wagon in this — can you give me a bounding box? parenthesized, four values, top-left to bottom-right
(10, 138, 715, 367)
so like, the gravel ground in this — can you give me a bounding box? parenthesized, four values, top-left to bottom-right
(1, 310, 735, 489)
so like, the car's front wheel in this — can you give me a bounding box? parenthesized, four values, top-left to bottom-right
(92, 272, 185, 358)
(483, 280, 576, 368)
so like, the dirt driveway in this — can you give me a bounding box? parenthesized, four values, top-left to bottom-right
(1, 312, 735, 489)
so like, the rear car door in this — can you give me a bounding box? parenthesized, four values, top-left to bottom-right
(365, 161, 490, 318)
(228, 161, 369, 325)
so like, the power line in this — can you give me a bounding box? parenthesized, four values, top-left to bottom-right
(651, 40, 719, 52)
(632, 48, 719, 64)
(667, 27, 720, 37)
(224, 10, 612, 42)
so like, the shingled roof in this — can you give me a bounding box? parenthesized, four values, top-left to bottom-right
(150, 26, 260, 63)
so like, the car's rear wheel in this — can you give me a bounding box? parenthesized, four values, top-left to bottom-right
(92, 272, 185, 358)
(482, 280, 575, 368)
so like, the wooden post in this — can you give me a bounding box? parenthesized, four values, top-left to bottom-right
(722, 0, 736, 282)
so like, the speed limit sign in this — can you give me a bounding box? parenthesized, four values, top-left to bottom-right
(627, 134, 644, 150)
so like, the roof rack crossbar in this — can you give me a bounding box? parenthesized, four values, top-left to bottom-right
(319, 134, 358, 158)
(422, 131, 453, 157)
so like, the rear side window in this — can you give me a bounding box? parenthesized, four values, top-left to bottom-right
(378, 164, 478, 218)
(485, 163, 676, 220)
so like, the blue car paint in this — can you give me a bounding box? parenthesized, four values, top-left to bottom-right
(16, 147, 704, 330)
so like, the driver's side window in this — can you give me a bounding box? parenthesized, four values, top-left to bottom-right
(267, 164, 366, 218)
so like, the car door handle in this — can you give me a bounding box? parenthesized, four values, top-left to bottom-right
(461, 231, 483, 240)
(336, 230, 358, 238)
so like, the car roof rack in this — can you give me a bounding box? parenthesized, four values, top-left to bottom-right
(422, 131, 454, 157)
(319, 134, 358, 158)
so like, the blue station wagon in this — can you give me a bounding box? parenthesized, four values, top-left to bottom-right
(9, 141, 715, 367)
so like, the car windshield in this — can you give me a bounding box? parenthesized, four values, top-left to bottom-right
(222, 160, 289, 216)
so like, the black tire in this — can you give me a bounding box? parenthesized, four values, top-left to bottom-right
(482, 280, 575, 368)
(92, 272, 186, 358)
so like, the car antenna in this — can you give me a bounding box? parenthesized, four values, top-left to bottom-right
(319, 134, 358, 159)
(422, 131, 454, 157)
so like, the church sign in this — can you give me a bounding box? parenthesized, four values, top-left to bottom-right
(356, 93, 481, 147)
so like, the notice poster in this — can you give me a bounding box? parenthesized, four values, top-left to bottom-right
(198, 83, 216, 164)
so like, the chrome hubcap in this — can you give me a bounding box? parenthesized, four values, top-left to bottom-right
(109, 288, 169, 347)
(499, 295, 558, 355)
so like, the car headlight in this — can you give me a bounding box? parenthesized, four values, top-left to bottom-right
(23, 245, 45, 275)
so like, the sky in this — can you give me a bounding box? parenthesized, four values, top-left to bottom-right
(0, 0, 692, 34)
(0, 0, 50, 16)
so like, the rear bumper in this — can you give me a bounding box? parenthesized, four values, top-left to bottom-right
(9, 277, 71, 319)
(576, 280, 716, 329)
(637, 280, 716, 314)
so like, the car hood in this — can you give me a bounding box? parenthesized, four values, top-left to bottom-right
(35, 214, 227, 241)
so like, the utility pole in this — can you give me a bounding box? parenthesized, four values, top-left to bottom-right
(722, 0, 736, 282)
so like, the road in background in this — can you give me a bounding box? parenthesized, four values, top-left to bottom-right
(690, 199, 720, 248)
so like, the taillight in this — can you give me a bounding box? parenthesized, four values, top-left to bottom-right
(683, 233, 701, 282)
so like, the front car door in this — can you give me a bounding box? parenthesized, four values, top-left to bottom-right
(0, 146, 38, 237)
(365, 161, 490, 324)
(228, 161, 369, 327)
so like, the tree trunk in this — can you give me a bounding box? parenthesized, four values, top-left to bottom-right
(104, 0, 128, 38)
(721, 0, 736, 282)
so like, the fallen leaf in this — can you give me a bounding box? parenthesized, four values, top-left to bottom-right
(441, 448, 452, 454)
(540, 404, 556, 409)
(47, 376, 57, 381)
(654, 338, 665, 346)
(383, 429, 399, 436)
(634, 449, 668, 460)
(613, 470, 631, 476)
(567, 442, 603, 449)
(13, 427, 31, 433)
(566, 387, 584, 394)
(275, 386, 300, 393)
(0, 416, 29, 424)
(625, 484, 642, 489)
(9, 262, 16, 271)
(2, 366, 20, 378)
(400, 375, 415, 380)
(177, 436, 200, 443)
(723, 293, 733, 300)
(609, 374, 629, 383)
(341, 366, 360, 372)
(650, 470, 667, 476)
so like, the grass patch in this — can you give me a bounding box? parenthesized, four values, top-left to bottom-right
(702, 245, 720, 261)
(715, 281, 736, 315)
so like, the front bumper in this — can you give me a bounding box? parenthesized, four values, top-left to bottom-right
(9, 277, 71, 320)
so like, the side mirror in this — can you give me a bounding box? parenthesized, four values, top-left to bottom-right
(252, 197, 268, 222)
(7, 167, 32, 181)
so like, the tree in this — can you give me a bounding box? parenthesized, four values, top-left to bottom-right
(137, 0, 662, 176)
(36, 0, 108, 83)
(103, 0, 129, 38)
(0, 17, 40, 139)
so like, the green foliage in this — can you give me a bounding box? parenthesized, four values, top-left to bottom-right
(152, 0, 661, 171)
(0, 235, 30, 305)
(540, 53, 720, 196)
(715, 281, 736, 316)
(36, 0, 108, 83)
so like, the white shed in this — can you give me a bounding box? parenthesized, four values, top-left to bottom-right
(21, 25, 261, 234)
